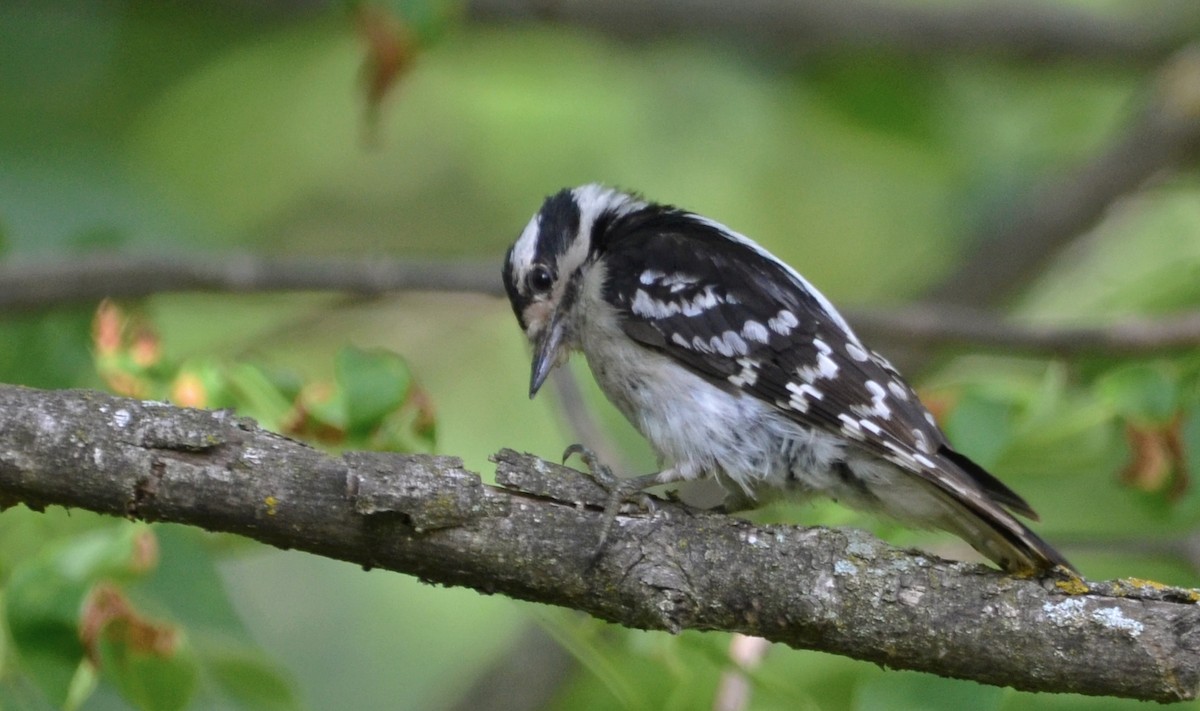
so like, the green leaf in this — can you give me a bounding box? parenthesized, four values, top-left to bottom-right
(98, 621, 198, 711)
(4, 525, 157, 707)
(353, 0, 459, 45)
(802, 56, 938, 143)
(854, 671, 1003, 711)
(336, 345, 411, 437)
(1095, 363, 1180, 424)
(135, 525, 252, 636)
(68, 225, 126, 252)
(207, 646, 302, 711)
(0, 666, 65, 711)
(942, 391, 1015, 469)
(0, 309, 96, 389)
(1167, 406, 1200, 523)
(223, 362, 297, 431)
(536, 611, 644, 710)
(131, 526, 303, 709)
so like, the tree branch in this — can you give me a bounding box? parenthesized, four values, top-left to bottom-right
(4, 253, 1199, 357)
(849, 305, 1200, 356)
(0, 254, 502, 310)
(1, 385, 1197, 702)
(466, 0, 1199, 63)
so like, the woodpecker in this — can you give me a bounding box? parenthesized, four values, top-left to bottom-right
(502, 184, 1073, 574)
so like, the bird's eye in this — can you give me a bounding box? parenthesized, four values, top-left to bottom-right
(528, 265, 554, 293)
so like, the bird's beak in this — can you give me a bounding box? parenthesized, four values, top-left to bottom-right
(529, 309, 566, 398)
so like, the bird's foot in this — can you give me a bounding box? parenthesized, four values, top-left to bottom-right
(562, 444, 661, 548)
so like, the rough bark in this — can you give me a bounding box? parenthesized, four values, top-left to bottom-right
(0, 385, 1197, 702)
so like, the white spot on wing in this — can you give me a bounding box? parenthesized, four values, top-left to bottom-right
(871, 353, 897, 372)
(688, 213, 865, 347)
(912, 428, 931, 453)
(637, 268, 701, 293)
(881, 440, 918, 468)
(768, 310, 799, 335)
(817, 352, 839, 378)
(741, 320, 769, 343)
(710, 331, 748, 357)
(863, 380, 892, 418)
(684, 287, 721, 316)
(887, 380, 910, 401)
(661, 272, 698, 289)
(846, 342, 869, 362)
(838, 414, 864, 439)
(786, 382, 823, 412)
(631, 285, 726, 319)
(632, 289, 673, 319)
(639, 269, 665, 285)
(809, 338, 840, 378)
(859, 419, 883, 436)
(795, 339, 841, 382)
(728, 358, 759, 387)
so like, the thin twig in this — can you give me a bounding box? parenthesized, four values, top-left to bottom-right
(466, 0, 1199, 63)
(849, 305, 1200, 356)
(0, 253, 502, 310)
(3, 252, 1198, 357)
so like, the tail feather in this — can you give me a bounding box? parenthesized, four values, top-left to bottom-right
(848, 452, 1075, 574)
(923, 464, 1075, 575)
(940, 446, 1039, 520)
(939, 497, 1075, 575)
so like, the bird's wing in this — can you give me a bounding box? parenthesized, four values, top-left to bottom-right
(599, 213, 1037, 520)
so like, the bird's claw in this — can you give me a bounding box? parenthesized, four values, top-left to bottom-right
(562, 443, 619, 489)
(562, 443, 659, 549)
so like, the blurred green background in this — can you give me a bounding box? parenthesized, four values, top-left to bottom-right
(3, 0, 1200, 709)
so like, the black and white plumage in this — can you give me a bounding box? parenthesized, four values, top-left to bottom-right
(502, 184, 1073, 574)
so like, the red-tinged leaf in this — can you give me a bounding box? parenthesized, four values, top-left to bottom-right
(1119, 415, 1188, 502)
(354, 2, 419, 141)
(85, 585, 197, 711)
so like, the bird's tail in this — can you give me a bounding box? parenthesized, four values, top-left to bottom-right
(933, 448, 1075, 575)
(940, 500, 1075, 575)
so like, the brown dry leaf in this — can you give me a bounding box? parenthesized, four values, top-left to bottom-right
(355, 3, 418, 142)
(80, 584, 180, 666)
(1119, 416, 1190, 501)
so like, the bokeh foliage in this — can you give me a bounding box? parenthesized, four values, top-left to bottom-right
(1, 0, 1199, 709)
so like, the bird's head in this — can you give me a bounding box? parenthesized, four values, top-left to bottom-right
(502, 184, 645, 397)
